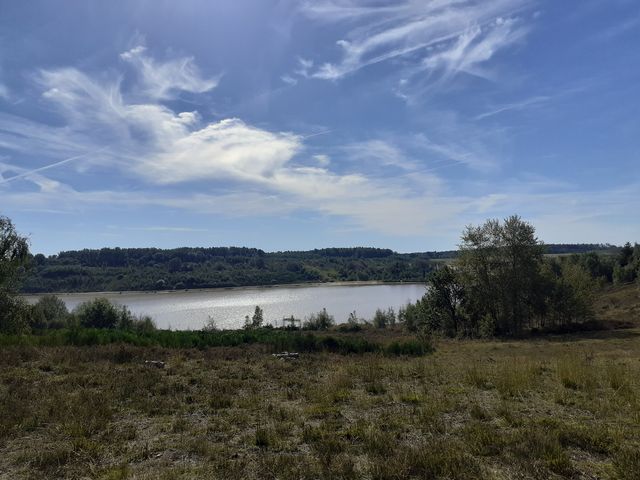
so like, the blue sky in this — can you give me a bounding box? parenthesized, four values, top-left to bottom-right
(0, 0, 638, 255)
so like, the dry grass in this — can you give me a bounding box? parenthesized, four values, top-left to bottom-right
(0, 285, 639, 479)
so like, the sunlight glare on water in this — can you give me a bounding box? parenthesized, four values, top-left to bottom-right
(28, 284, 426, 330)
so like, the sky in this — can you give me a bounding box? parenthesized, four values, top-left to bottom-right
(0, 0, 639, 255)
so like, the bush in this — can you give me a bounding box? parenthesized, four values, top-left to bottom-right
(372, 307, 396, 328)
(129, 315, 157, 334)
(73, 298, 133, 329)
(30, 295, 69, 329)
(399, 301, 428, 332)
(338, 311, 362, 332)
(0, 294, 31, 334)
(303, 308, 335, 330)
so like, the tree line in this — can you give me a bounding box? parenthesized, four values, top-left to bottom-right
(1, 214, 637, 338)
(22, 241, 614, 293)
(24, 246, 436, 292)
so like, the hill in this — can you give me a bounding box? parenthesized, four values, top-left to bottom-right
(22, 244, 617, 293)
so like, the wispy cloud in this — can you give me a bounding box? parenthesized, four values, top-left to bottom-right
(120, 45, 220, 100)
(299, 0, 535, 91)
(474, 95, 550, 120)
(294, 57, 314, 78)
(126, 226, 211, 233)
(11, 43, 628, 242)
(343, 139, 414, 170)
(0, 48, 461, 236)
(281, 74, 298, 86)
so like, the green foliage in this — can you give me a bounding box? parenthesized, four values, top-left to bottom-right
(606, 242, 640, 285)
(20, 242, 622, 294)
(372, 307, 396, 328)
(0, 327, 428, 356)
(74, 298, 126, 329)
(541, 260, 596, 328)
(421, 266, 465, 336)
(0, 216, 31, 334)
(458, 215, 545, 335)
(408, 216, 600, 338)
(0, 295, 31, 334)
(398, 300, 429, 332)
(338, 311, 363, 332)
(72, 298, 156, 332)
(251, 305, 263, 328)
(0, 216, 30, 295)
(21, 247, 439, 293)
(303, 308, 335, 330)
(30, 295, 69, 329)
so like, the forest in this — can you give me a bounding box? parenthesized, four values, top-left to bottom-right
(21, 243, 616, 293)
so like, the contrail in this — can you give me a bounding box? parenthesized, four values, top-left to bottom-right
(0, 148, 107, 185)
(302, 129, 332, 139)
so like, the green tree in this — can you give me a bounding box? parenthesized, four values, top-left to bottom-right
(0, 216, 29, 295)
(458, 215, 545, 335)
(408, 215, 594, 338)
(422, 266, 466, 336)
(251, 305, 264, 328)
(0, 216, 30, 333)
(619, 242, 634, 267)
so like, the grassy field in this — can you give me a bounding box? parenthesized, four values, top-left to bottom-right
(1, 285, 639, 479)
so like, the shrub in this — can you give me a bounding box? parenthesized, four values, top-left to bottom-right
(399, 301, 428, 332)
(0, 294, 31, 334)
(338, 311, 362, 332)
(30, 295, 69, 329)
(129, 315, 156, 334)
(372, 307, 396, 328)
(303, 308, 334, 330)
(73, 298, 133, 329)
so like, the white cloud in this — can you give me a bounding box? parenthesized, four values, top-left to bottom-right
(120, 45, 220, 100)
(14, 44, 630, 243)
(138, 118, 303, 184)
(299, 0, 534, 91)
(0, 83, 9, 100)
(1, 48, 462, 236)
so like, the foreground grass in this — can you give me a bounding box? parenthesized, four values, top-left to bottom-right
(1, 285, 638, 479)
(1, 328, 639, 479)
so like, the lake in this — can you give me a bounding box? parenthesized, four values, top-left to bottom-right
(24, 283, 426, 330)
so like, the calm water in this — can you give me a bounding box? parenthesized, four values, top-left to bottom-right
(25, 283, 426, 330)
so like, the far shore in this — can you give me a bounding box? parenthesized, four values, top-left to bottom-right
(20, 280, 426, 298)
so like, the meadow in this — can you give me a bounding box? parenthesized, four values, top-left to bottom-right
(0, 285, 639, 479)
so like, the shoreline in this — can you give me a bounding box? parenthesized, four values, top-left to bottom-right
(20, 280, 426, 298)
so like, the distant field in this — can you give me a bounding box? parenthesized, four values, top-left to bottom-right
(1, 285, 638, 479)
